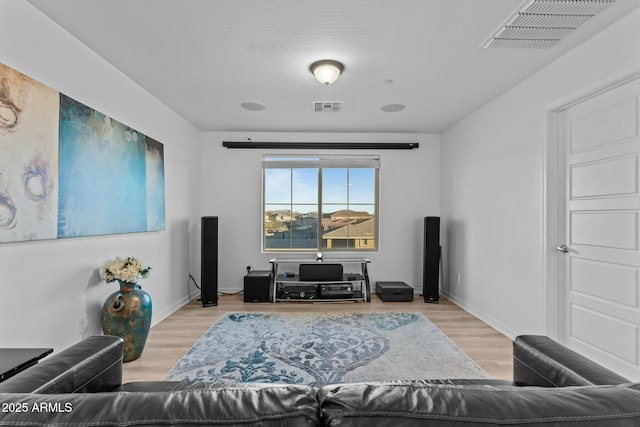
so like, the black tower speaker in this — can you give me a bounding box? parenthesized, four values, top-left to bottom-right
(423, 216, 441, 303)
(201, 216, 218, 307)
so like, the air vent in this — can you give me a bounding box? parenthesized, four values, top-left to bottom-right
(482, 0, 615, 49)
(313, 101, 343, 113)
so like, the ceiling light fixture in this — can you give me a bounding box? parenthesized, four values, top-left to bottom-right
(310, 60, 344, 85)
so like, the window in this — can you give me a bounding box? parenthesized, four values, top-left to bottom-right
(263, 155, 379, 252)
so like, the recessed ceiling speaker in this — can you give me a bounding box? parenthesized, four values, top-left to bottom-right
(241, 102, 266, 111)
(423, 216, 441, 303)
(381, 103, 406, 113)
(201, 216, 219, 307)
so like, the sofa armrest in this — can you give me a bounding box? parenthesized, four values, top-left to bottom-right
(0, 335, 123, 394)
(513, 335, 629, 387)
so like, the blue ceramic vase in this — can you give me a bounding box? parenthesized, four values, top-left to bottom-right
(101, 280, 152, 362)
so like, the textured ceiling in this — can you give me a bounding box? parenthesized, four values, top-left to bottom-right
(25, 0, 640, 133)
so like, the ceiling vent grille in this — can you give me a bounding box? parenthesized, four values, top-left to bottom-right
(314, 101, 343, 113)
(482, 0, 615, 49)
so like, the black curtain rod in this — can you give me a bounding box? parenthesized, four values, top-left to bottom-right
(222, 141, 419, 150)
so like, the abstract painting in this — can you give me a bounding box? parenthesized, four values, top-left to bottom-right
(0, 63, 165, 243)
(0, 63, 59, 242)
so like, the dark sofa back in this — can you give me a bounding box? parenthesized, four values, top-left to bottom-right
(318, 381, 640, 426)
(0, 384, 321, 427)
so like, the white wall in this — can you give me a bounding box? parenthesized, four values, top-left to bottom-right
(8, 0, 637, 355)
(440, 8, 640, 338)
(0, 0, 201, 351)
(197, 132, 439, 293)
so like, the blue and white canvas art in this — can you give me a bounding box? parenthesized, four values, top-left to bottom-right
(0, 63, 165, 243)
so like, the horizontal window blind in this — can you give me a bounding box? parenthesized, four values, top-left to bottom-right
(262, 155, 380, 169)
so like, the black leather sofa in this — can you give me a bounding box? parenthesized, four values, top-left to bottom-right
(1, 334, 639, 426)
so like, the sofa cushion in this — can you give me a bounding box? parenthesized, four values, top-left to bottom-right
(0, 384, 320, 426)
(319, 381, 640, 426)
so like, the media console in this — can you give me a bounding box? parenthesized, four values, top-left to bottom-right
(269, 257, 371, 303)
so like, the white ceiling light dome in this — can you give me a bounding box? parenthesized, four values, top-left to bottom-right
(310, 60, 344, 86)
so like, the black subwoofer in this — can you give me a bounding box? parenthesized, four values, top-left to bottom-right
(423, 216, 440, 303)
(244, 270, 272, 302)
(201, 216, 218, 306)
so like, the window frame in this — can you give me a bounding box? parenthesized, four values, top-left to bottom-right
(262, 155, 380, 253)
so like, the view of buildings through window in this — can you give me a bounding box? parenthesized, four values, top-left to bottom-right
(264, 165, 378, 251)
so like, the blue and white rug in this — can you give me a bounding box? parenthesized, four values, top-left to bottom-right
(167, 312, 489, 386)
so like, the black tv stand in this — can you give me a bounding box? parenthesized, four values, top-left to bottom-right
(270, 258, 371, 302)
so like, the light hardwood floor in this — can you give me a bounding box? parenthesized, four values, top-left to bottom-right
(122, 294, 513, 383)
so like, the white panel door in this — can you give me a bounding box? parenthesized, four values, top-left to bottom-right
(558, 78, 640, 380)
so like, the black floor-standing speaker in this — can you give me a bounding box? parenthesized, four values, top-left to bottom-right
(201, 216, 218, 307)
(423, 216, 441, 303)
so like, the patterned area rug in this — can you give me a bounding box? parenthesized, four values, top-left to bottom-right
(167, 312, 489, 386)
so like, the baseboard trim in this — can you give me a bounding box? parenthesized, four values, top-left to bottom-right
(151, 291, 199, 328)
(440, 290, 519, 340)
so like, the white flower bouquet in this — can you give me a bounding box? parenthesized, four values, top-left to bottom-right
(99, 257, 151, 284)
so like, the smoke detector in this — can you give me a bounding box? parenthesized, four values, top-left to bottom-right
(482, 0, 615, 49)
(313, 101, 343, 113)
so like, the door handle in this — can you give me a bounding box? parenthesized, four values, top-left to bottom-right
(556, 244, 569, 253)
